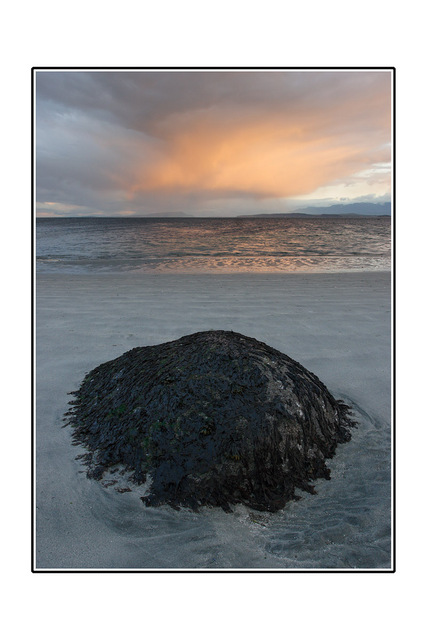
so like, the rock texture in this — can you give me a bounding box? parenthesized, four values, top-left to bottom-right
(66, 330, 355, 512)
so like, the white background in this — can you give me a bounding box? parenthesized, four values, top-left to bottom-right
(2, 1, 422, 638)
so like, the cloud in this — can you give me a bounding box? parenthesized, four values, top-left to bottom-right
(35, 70, 392, 215)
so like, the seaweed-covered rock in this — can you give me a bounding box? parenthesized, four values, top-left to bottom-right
(67, 330, 354, 512)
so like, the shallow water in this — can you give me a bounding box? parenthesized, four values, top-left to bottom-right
(36, 216, 391, 274)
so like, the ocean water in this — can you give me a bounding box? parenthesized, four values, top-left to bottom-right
(36, 216, 391, 274)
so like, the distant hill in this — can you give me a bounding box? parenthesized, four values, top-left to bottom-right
(136, 211, 193, 218)
(238, 202, 391, 218)
(238, 212, 315, 218)
(296, 202, 391, 216)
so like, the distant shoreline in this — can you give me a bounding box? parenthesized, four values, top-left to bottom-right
(36, 201, 392, 220)
(36, 213, 391, 220)
(236, 212, 391, 219)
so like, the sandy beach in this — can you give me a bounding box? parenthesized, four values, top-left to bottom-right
(35, 271, 392, 569)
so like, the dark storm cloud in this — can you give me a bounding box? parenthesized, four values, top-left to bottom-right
(37, 70, 390, 132)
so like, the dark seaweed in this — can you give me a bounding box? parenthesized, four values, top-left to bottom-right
(67, 330, 355, 512)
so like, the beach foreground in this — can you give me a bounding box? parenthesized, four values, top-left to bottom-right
(35, 271, 391, 569)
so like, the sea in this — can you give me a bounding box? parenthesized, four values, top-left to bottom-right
(36, 215, 391, 274)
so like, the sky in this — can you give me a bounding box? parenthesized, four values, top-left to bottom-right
(35, 69, 392, 217)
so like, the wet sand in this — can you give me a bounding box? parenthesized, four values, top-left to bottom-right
(35, 271, 392, 569)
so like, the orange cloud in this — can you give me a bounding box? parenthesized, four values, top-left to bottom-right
(127, 104, 390, 201)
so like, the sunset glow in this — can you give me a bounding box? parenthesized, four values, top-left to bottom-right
(36, 70, 392, 216)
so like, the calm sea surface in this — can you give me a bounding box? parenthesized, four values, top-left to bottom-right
(36, 216, 391, 274)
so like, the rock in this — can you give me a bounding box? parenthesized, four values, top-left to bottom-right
(67, 330, 355, 512)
